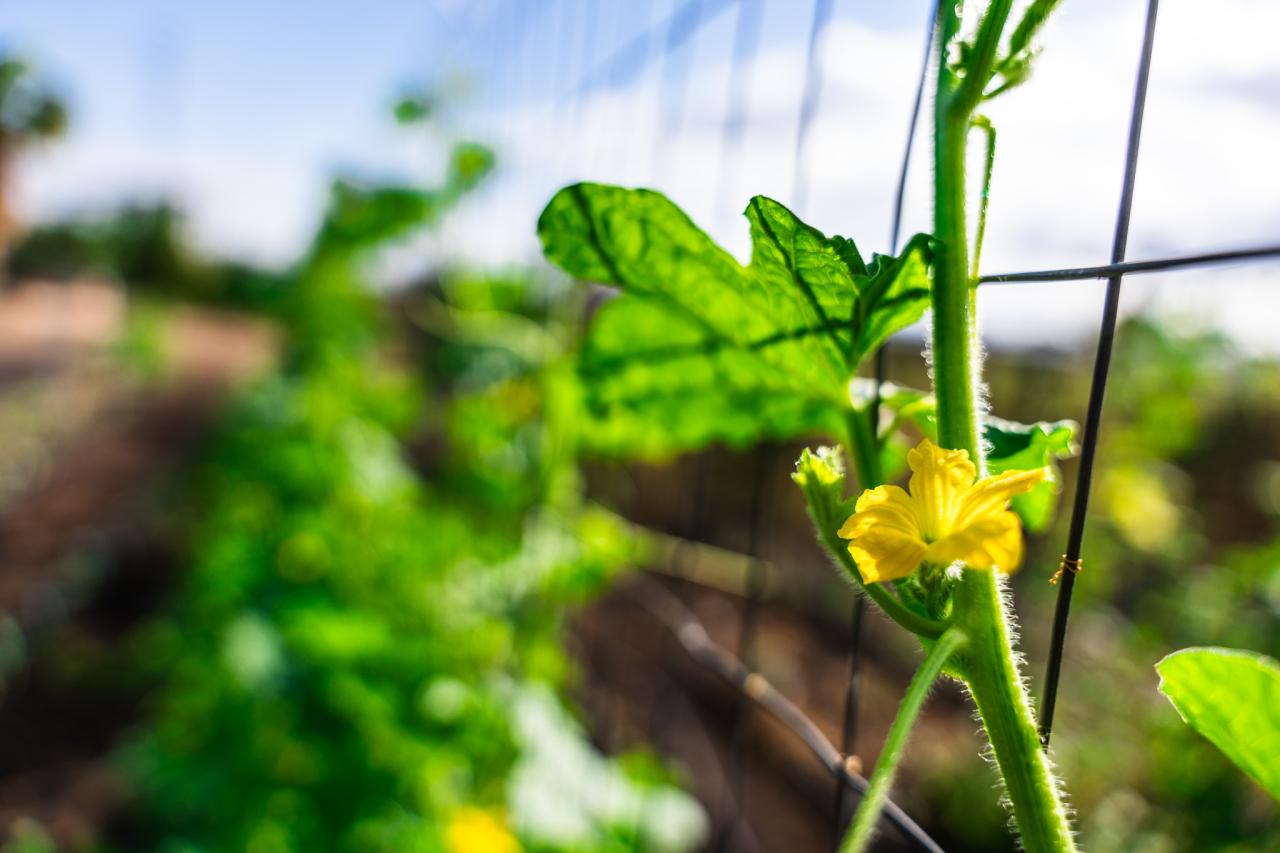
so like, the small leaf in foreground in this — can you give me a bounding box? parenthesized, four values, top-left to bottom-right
(1156, 646, 1280, 802)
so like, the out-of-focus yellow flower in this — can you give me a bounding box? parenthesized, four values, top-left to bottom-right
(838, 439, 1045, 583)
(445, 807, 520, 853)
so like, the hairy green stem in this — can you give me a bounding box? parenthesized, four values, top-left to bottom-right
(841, 627, 967, 852)
(953, 574, 1076, 851)
(932, 3, 1077, 850)
(970, 115, 997, 281)
(932, 111, 981, 454)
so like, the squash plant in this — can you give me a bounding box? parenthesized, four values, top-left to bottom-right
(538, 2, 1087, 849)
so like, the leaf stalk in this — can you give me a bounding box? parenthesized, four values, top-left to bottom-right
(841, 627, 968, 852)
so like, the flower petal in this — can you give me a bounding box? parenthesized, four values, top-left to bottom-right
(907, 439, 977, 539)
(953, 467, 1047, 530)
(848, 526, 928, 584)
(926, 510, 1025, 573)
(838, 484, 921, 539)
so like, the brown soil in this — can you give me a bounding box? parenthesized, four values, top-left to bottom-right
(0, 283, 276, 847)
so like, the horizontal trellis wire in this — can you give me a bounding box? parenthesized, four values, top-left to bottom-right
(979, 242, 1280, 284)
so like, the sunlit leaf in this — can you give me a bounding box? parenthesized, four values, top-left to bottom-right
(537, 183, 931, 457)
(1156, 647, 1280, 801)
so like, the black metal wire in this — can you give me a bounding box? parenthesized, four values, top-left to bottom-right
(1037, 0, 1161, 749)
(979, 242, 1280, 284)
(629, 579, 946, 853)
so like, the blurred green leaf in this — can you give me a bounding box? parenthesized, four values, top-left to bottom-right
(537, 183, 931, 457)
(449, 142, 496, 192)
(393, 94, 434, 125)
(984, 417, 1077, 532)
(1156, 647, 1280, 801)
(316, 142, 494, 256)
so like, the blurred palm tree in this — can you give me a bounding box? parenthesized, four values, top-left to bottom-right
(0, 56, 68, 271)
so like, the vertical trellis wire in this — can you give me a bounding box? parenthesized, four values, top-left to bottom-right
(573, 0, 737, 94)
(678, 0, 763, 577)
(791, 0, 834, 214)
(838, 0, 940, 835)
(1037, 0, 1161, 748)
(650, 0, 705, 178)
(714, 0, 763, 215)
(719, 2, 835, 847)
(727, 3, 834, 845)
(683, 0, 762, 566)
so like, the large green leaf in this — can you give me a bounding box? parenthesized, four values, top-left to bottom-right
(537, 183, 931, 457)
(1156, 647, 1280, 801)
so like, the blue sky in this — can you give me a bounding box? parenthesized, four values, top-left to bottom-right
(4, 1, 1280, 351)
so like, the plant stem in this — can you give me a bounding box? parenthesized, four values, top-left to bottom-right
(953, 573, 1076, 851)
(845, 406, 883, 490)
(931, 110, 981, 455)
(823, 527, 947, 640)
(970, 115, 996, 281)
(931, 3, 1076, 849)
(841, 627, 967, 852)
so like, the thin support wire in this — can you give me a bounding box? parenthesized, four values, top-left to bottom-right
(717, 447, 776, 852)
(1037, 0, 1161, 748)
(713, 0, 765, 216)
(791, 0, 835, 212)
(719, 1, 836, 841)
(630, 579, 946, 853)
(839, 0, 939, 836)
(978, 242, 1280, 284)
(573, 0, 737, 94)
(650, 0, 706, 179)
(834, 597, 866, 831)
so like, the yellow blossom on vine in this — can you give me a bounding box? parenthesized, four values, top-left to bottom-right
(838, 439, 1046, 583)
(445, 807, 520, 853)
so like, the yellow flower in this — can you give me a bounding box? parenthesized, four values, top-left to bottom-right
(838, 439, 1046, 583)
(446, 807, 520, 853)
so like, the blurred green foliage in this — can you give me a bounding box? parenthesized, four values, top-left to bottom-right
(117, 113, 702, 852)
(6, 203, 291, 310)
(0, 56, 67, 143)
